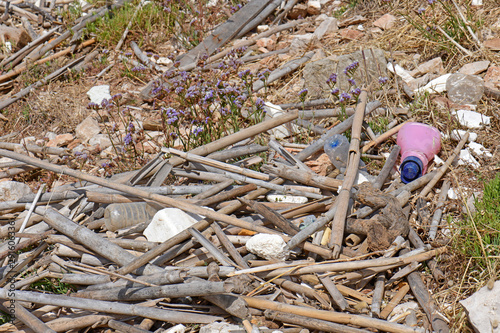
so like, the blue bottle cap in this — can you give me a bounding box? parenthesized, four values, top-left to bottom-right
(400, 156, 423, 184)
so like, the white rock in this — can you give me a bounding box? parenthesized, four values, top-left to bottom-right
(88, 134, 112, 150)
(87, 85, 111, 105)
(264, 102, 300, 139)
(75, 116, 101, 142)
(450, 129, 477, 142)
(468, 142, 492, 157)
(246, 234, 290, 261)
(314, 17, 338, 39)
(165, 324, 186, 333)
(471, 0, 482, 5)
(414, 74, 452, 94)
(200, 323, 241, 333)
(387, 63, 414, 84)
(0, 181, 32, 201)
(452, 110, 491, 129)
(290, 33, 315, 50)
(156, 57, 173, 66)
(257, 25, 269, 33)
(448, 188, 458, 200)
(357, 24, 364, 31)
(388, 302, 419, 322)
(266, 194, 308, 204)
(458, 149, 480, 168)
(143, 208, 205, 242)
(460, 280, 500, 333)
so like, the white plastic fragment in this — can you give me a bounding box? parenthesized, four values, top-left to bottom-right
(266, 194, 308, 204)
(246, 233, 290, 261)
(434, 155, 445, 165)
(468, 142, 492, 157)
(143, 208, 205, 242)
(452, 110, 491, 129)
(458, 149, 480, 168)
(87, 85, 111, 105)
(264, 102, 300, 139)
(414, 74, 452, 94)
(387, 62, 414, 84)
(450, 129, 477, 142)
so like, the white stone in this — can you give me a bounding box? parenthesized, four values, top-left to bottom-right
(471, 0, 483, 5)
(264, 102, 300, 139)
(448, 188, 458, 200)
(357, 24, 364, 31)
(246, 233, 290, 261)
(143, 208, 205, 243)
(0, 181, 32, 201)
(200, 322, 241, 333)
(87, 85, 111, 105)
(414, 74, 452, 94)
(207, 0, 217, 7)
(314, 17, 338, 39)
(156, 57, 173, 66)
(388, 302, 419, 322)
(266, 194, 308, 204)
(290, 33, 315, 50)
(165, 324, 186, 333)
(468, 142, 492, 157)
(387, 63, 414, 84)
(450, 129, 477, 142)
(257, 25, 269, 33)
(452, 110, 491, 129)
(434, 155, 445, 165)
(460, 280, 500, 333)
(458, 149, 480, 168)
(76, 116, 101, 142)
(88, 134, 112, 150)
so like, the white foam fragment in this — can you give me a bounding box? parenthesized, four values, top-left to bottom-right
(453, 110, 490, 129)
(414, 74, 451, 94)
(266, 194, 308, 204)
(387, 62, 414, 84)
(458, 149, 480, 168)
(450, 129, 477, 142)
(468, 142, 492, 157)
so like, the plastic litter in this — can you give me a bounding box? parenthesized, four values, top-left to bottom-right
(103, 202, 159, 232)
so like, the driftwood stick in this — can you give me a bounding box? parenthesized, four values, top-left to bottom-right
(192, 180, 233, 200)
(0, 142, 68, 156)
(211, 222, 250, 269)
(379, 283, 410, 319)
(371, 273, 385, 317)
(195, 184, 257, 207)
(75, 279, 232, 301)
(131, 40, 162, 71)
(261, 163, 341, 190)
(361, 120, 412, 153)
(262, 247, 446, 278)
(1, 300, 57, 333)
(188, 227, 236, 267)
(319, 276, 349, 311)
(428, 180, 451, 240)
(108, 319, 151, 333)
(243, 297, 425, 333)
(373, 145, 401, 190)
(0, 288, 222, 323)
(273, 278, 330, 308)
(235, 0, 282, 38)
(295, 100, 381, 161)
(253, 51, 314, 92)
(329, 90, 367, 258)
(418, 133, 468, 200)
(264, 309, 371, 333)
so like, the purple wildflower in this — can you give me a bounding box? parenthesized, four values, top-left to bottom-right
(344, 61, 360, 75)
(348, 78, 356, 86)
(124, 133, 133, 146)
(331, 88, 340, 95)
(339, 92, 351, 103)
(417, 8, 425, 14)
(378, 76, 389, 85)
(351, 88, 361, 96)
(299, 88, 308, 101)
(326, 73, 338, 85)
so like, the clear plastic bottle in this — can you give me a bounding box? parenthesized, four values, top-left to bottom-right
(324, 134, 350, 171)
(104, 202, 159, 232)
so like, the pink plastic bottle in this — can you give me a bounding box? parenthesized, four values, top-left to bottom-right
(397, 122, 441, 184)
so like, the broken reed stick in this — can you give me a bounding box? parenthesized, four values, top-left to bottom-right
(0, 142, 68, 156)
(379, 283, 410, 319)
(371, 273, 385, 317)
(131, 40, 162, 71)
(0, 288, 222, 324)
(252, 51, 315, 92)
(261, 163, 342, 191)
(243, 297, 424, 333)
(0, 38, 95, 83)
(295, 100, 381, 161)
(418, 132, 468, 200)
(435, 25, 473, 56)
(188, 227, 236, 267)
(264, 310, 372, 333)
(319, 276, 349, 311)
(192, 180, 233, 200)
(195, 184, 257, 206)
(373, 144, 401, 190)
(167, 148, 271, 181)
(428, 179, 451, 240)
(75, 279, 232, 301)
(261, 247, 446, 278)
(329, 90, 368, 258)
(1, 300, 57, 333)
(0, 165, 39, 178)
(361, 120, 412, 154)
(108, 319, 152, 333)
(273, 278, 331, 309)
(211, 221, 250, 268)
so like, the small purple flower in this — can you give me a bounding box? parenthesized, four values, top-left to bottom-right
(326, 73, 337, 85)
(351, 88, 361, 96)
(127, 122, 135, 132)
(102, 49, 109, 54)
(111, 93, 122, 101)
(339, 92, 351, 103)
(193, 127, 203, 137)
(344, 61, 360, 75)
(175, 86, 184, 94)
(101, 162, 111, 168)
(347, 78, 356, 86)
(417, 8, 425, 14)
(124, 133, 133, 146)
(428, 0, 436, 4)
(238, 69, 251, 79)
(378, 76, 389, 85)
(87, 102, 99, 109)
(331, 88, 340, 95)
(124, 52, 133, 57)
(299, 88, 308, 101)
(255, 98, 265, 108)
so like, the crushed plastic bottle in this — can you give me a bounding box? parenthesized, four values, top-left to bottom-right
(323, 134, 366, 174)
(104, 202, 159, 232)
(397, 122, 441, 184)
